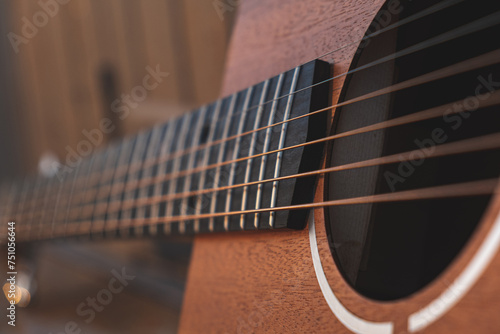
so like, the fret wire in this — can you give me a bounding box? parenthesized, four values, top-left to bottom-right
(8, 182, 19, 219)
(76, 48, 500, 204)
(179, 107, 208, 234)
(89, 144, 122, 235)
(37, 177, 56, 240)
(223, 87, 254, 231)
(37, 1, 469, 213)
(39, 156, 97, 218)
(16, 177, 30, 217)
(133, 124, 165, 235)
(79, 7, 499, 191)
(10, 10, 500, 237)
(25, 176, 44, 239)
(62, 158, 84, 237)
(208, 94, 238, 232)
(269, 67, 301, 228)
(84, 178, 498, 231)
(240, 80, 270, 229)
(23, 128, 500, 240)
(23, 45, 500, 216)
(38, 127, 500, 238)
(49, 174, 67, 239)
(1, 6, 490, 240)
(118, 131, 153, 235)
(165, 114, 193, 233)
(189, 179, 500, 221)
(151, 50, 499, 197)
(8, 13, 500, 213)
(80, 151, 110, 228)
(151, 120, 177, 234)
(101, 138, 134, 235)
(69, 153, 99, 235)
(60, 91, 500, 224)
(95, 145, 122, 201)
(103, 129, 500, 228)
(1, 182, 18, 238)
(194, 101, 223, 233)
(104, 136, 139, 233)
(254, 73, 285, 229)
(24, 161, 81, 224)
(16, 177, 32, 236)
(79, 149, 115, 237)
(83, 152, 111, 217)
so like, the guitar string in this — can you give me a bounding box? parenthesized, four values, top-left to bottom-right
(306, 0, 465, 69)
(10, 102, 500, 233)
(17, 39, 500, 225)
(8, 0, 483, 211)
(12, 45, 500, 226)
(74, 131, 500, 221)
(67, 0, 467, 190)
(45, 49, 500, 220)
(28, 178, 499, 240)
(76, 7, 500, 192)
(6, 11, 500, 235)
(21, 93, 500, 233)
(11, 46, 500, 223)
(12, 12, 500, 227)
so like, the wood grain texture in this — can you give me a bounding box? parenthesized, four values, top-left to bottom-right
(2, 0, 234, 177)
(182, 0, 233, 104)
(24, 0, 80, 158)
(140, 0, 181, 102)
(180, 0, 500, 333)
(0, 1, 43, 173)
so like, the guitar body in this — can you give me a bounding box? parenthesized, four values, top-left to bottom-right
(180, 0, 500, 333)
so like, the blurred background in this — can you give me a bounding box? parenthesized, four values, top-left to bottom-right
(0, 0, 237, 332)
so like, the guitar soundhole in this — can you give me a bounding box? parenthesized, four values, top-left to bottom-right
(326, 0, 500, 301)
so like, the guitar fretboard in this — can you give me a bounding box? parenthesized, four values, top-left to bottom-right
(0, 60, 330, 242)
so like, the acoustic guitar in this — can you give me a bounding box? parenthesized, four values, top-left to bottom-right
(1, 0, 500, 332)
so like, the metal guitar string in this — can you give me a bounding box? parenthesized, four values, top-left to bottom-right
(3, 7, 500, 239)
(18, 19, 500, 224)
(8, 35, 498, 236)
(24, 48, 500, 223)
(10, 0, 471, 210)
(75, 0, 488, 191)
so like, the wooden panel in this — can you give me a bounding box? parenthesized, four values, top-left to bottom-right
(182, 0, 231, 103)
(58, 0, 103, 134)
(91, 0, 133, 92)
(2, 0, 235, 176)
(0, 1, 26, 175)
(119, 0, 150, 89)
(24, 0, 80, 158)
(4, 0, 48, 173)
(164, 0, 196, 103)
(140, 0, 180, 101)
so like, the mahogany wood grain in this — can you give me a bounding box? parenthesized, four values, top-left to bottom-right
(179, 0, 500, 333)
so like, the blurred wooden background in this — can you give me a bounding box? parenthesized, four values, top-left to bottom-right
(0, 0, 237, 333)
(0, 0, 236, 179)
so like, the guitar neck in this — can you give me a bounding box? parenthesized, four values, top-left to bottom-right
(0, 60, 330, 242)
